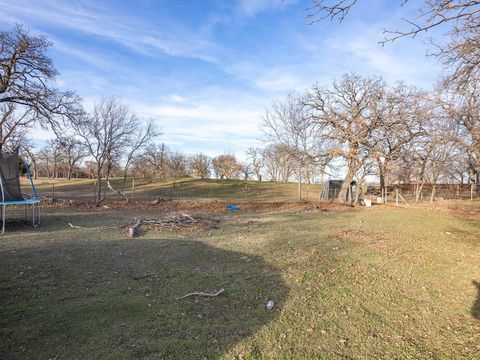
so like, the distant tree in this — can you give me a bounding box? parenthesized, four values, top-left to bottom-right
(120, 120, 159, 192)
(189, 152, 211, 179)
(263, 92, 320, 199)
(72, 97, 140, 201)
(56, 135, 87, 180)
(240, 163, 253, 180)
(166, 151, 187, 187)
(212, 154, 242, 179)
(246, 146, 264, 181)
(261, 143, 295, 182)
(143, 143, 169, 178)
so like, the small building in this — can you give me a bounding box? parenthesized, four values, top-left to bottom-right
(320, 180, 344, 200)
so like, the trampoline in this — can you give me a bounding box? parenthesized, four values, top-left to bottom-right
(0, 150, 40, 233)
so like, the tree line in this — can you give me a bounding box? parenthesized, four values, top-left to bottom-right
(254, 74, 480, 204)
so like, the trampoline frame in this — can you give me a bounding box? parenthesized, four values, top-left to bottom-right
(0, 158, 41, 233)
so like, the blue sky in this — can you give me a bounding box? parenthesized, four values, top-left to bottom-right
(0, 0, 445, 158)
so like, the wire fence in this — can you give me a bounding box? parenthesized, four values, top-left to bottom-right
(22, 177, 326, 203)
(21, 177, 480, 205)
(365, 183, 480, 206)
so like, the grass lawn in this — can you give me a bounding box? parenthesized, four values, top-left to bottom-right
(0, 202, 479, 359)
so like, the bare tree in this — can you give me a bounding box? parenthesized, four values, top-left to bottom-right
(56, 135, 87, 180)
(120, 120, 159, 192)
(240, 163, 253, 180)
(143, 143, 169, 178)
(73, 97, 139, 201)
(263, 93, 322, 199)
(20, 139, 37, 179)
(246, 147, 264, 181)
(442, 82, 480, 189)
(305, 73, 385, 204)
(0, 24, 82, 144)
(166, 151, 187, 187)
(370, 84, 427, 201)
(212, 154, 242, 179)
(189, 152, 211, 179)
(0, 104, 35, 153)
(261, 143, 296, 182)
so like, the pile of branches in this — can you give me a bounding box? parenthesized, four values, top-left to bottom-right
(127, 213, 219, 237)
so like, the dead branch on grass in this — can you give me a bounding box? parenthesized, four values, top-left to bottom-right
(133, 273, 156, 280)
(176, 288, 225, 300)
(66, 222, 119, 230)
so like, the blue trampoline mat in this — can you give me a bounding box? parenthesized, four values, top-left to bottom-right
(0, 199, 40, 206)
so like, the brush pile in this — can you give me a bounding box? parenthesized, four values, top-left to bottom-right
(127, 213, 219, 236)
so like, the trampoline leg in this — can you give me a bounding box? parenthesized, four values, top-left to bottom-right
(24, 205, 27, 222)
(32, 203, 35, 227)
(1, 205, 4, 233)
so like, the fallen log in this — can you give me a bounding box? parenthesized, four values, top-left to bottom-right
(151, 196, 172, 205)
(129, 218, 142, 238)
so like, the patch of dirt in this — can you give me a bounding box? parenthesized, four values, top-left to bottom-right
(124, 213, 219, 233)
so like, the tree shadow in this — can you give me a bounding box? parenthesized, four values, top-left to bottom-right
(0, 210, 127, 235)
(0, 239, 288, 359)
(472, 280, 480, 320)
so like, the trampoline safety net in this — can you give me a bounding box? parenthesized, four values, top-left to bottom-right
(0, 150, 25, 202)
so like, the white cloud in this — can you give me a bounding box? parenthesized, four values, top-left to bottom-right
(0, 0, 220, 63)
(237, 0, 298, 17)
(325, 23, 442, 88)
(168, 94, 188, 103)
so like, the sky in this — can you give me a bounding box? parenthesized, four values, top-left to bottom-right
(0, 0, 446, 159)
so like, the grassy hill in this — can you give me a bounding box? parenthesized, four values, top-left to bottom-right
(21, 177, 323, 202)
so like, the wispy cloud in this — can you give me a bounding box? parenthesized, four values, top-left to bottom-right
(0, 0, 220, 63)
(325, 24, 442, 88)
(236, 0, 299, 17)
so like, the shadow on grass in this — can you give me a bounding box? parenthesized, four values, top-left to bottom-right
(0, 210, 127, 235)
(473, 280, 480, 320)
(0, 239, 288, 359)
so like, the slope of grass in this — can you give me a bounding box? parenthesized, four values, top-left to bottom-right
(21, 177, 323, 202)
(0, 205, 479, 358)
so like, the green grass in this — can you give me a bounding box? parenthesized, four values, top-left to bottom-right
(21, 177, 323, 202)
(0, 205, 479, 358)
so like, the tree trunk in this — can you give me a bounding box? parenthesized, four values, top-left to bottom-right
(415, 180, 425, 202)
(338, 167, 355, 205)
(96, 168, 102, 201)
(297, 162, 302, 201)
(32, 161, 37, 179)
(430, 184, 436, 202)
(121, 171, 128, 193)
